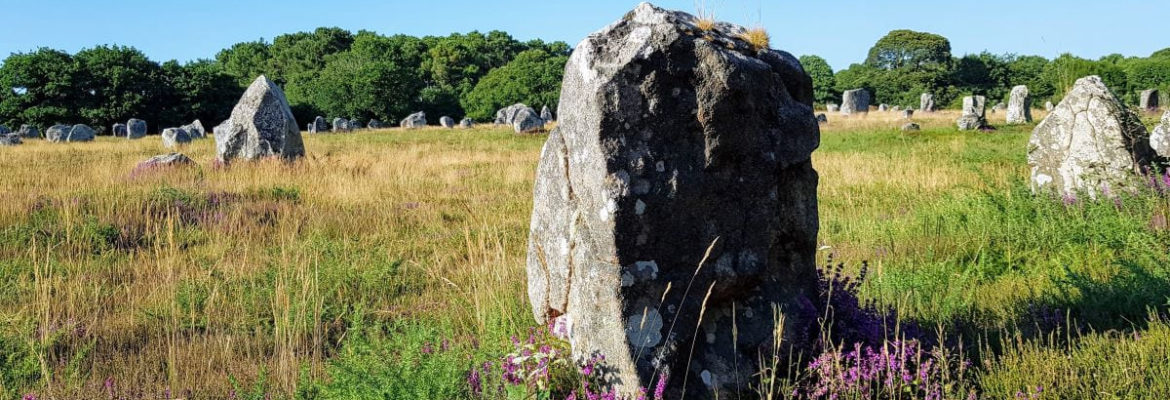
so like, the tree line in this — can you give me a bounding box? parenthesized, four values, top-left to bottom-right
(1, 27, 1166, 134)
(0, 28, 569, 133)
(801, 30, 1170, 109)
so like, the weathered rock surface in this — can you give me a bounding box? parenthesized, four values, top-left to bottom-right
(0, 134, 21, 146)
(1028, 76, 1155, 196)
(1007, 85, 1033, 124)
(350, 119, 363, 129)
(18, 125, 39, 138)
(526, 4, 820, 397)
(182, 120, 206, 138)
(127, 119, 147, 139)
(840, 89, 870, 115)
(1150, 110, 1170, 158)
(816, 113, 828, 123)
(65, 125, 95, 142)
(46, 125, 72, 142)
(332, 117, 351, 133)
(112, 123, 127, 137)
(541, 105, 554, 121)
(309, 116, 327, 133)
(400, 112, 427, 128)
(136, 153, 195, 169)
(368, 119, 384, 129)
(440, 116, 455, 128)
(213, 75, 304, 162)
(460, 118, 474, 128)
(162, 127, 192, 148)
(495, 103, 535, 125)
(878, 103, 888, 112)
(920, 93, 935, 112)
(512, 108, 544, 134)
(902, 123, 921, 131)
(1141, 89, 1160, 112)
(957, 96, 988, 131)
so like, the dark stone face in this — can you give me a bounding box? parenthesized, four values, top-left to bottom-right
(527, 3, 820, 397)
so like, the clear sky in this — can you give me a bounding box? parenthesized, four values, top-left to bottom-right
(0, 0, 1164, 71)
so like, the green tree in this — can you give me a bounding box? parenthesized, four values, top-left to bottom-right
(1007, 55, 1053, 102)
(865, 30, 952, 71)
(73, 45, 165, 132)
(853, 30, 954, 106)
(159, 60, 242, 127)
(215, 40, 271, 86)
(0, 48, 81, 128)
(461, 49, 568, 121)
(304, 49, 418, 123)
(1152, 48, 1170, 59)
(1043, 53, 1127, 102)
(799, 55, 837, 106)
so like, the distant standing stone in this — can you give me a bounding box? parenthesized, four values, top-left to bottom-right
(540, 105, 554, 121)
(400, 111, 427, 128)
(368, 119, 384, 129)
(0, 133, 21, 146)
(957, 96, 988, 131)
(137, 153, 195, 169)
(213, 75, 304, 162)
(495, 103, 535, 125)
(309, 116, 327, 133)
(1028, 76, 1155, 196)
(892, 105, 901, 112)
(112, 123, 128, 137)
(840, 89, 870, 115)
(440, 116, 455, 128)
(901, 123, 921, 131)
(902, 109, 914, 119)
(162, 127, 192, 148)
(878, 104, 888, 112)
(816, 113, 828, 123)
(460, 118, 474, 128)
(332, 117, 351, 133)
(1045, 101, 1054, 112)
(46, 125, 72, 142)
(66, 125, 96, 142)
(0, 125, 9, 135)
(1006, 85, 1033, 124)
(512, 108, 544, 134)
(127, 119, 147, 139)
(1141, 89, 1160, 112)
(1150, 110, 1170, 158)
(182, 120, 206, 138)
(350, 119, 363, 129)
(18, 125, 39, 138)
(920, 93, 936, 112)
(826, 103, 839, 112)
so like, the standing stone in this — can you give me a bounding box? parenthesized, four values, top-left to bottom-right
(182, 120, 206, 138)
(213, 75, 304, 162)
(1141, 89, 1160, 112)
(1150, 110, 1170, 158)
(892, 105, 901, 112)
(0, 134, 21, 146)
(368, 119, 384, 129)
(127, 119, 147, 139)
(540, 105, 555, 121)
(162, 127, 192, 148)
(460, 118, 474, 128)
(902, 109, 914, 120)
(920, 93, 936, 112)
(112, 123, 128, 137)
(957, 96, 988, 131)
(332, 117, 351, 133)
(350, 119, 363, 129)
(512, 108, 545, 134)
(816, 113, 828, 123)
(440, 116, 455, 128)
(1028, 76, 1155, 196)
(137, 153, 195, 169)
(1045, 101, 1054, 112)
(18, 125, 39, 139)
(1006, 85, 1033, 124)
(46, 125, 72, 142)
(992, 102, 1005, 113)
(526, 4, 819, 397)
(826, 103, 839, 112)
(495, 103, 535, 125)
(66, 125, 96, 142)
(400, 111, 427, 128)
(878, 104, 888, 112)
(840, 89, 870, 115)
(309, 116, 327, 133)
(901, 123, 921, 132)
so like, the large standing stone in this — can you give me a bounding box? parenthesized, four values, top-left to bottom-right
(127, 119, 147, 139)
(460, 118, 474, 128)
(540, 105, 555, 121)
(957, 96, 988, 131)
(440, 116, 455, 128)
(162, 127, 192, 148)
(512, 108, 545, 134)
(1141, 89, 1160, 112)
(112, 123, 128, 137)
(400, 111, 427, 128)
(1150, 110, 1170, 158)
(18, 125, 39, 139)
(840, 89, 870, 115)
(182, 120, 206, 138)
(494, 103, 535, 125)
(1006, 85, 1033, 124)
(526, 4, 819, 397)
(46, 125, 72, 142)
(1028, 76, 1155, 196)
(213, 75, 304, 162)
(332, 117, 351, 133)
(920, 93, 935, 112)
(66, 125, 96, 142)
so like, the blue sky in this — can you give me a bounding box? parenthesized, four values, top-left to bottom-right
(0, 0, 1164, 71)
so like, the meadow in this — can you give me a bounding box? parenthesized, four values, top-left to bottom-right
(2, 108, 1170, 399)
